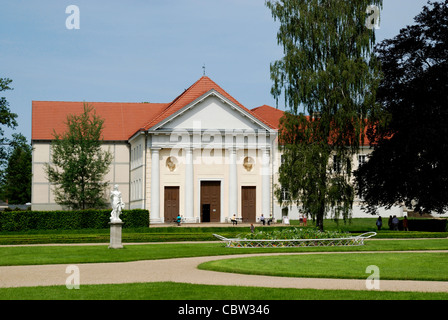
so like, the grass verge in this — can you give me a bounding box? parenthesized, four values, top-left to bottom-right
(1, 281, 447, 300)
(198, 252, 448, 281)
(0, 239, 448, 266)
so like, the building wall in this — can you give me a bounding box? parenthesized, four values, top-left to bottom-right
(31, 141, 130, 211)
(32, 136, 404, 220)
(159, 147, 186, 221)
(153, 147, 266, 223)
(31, 142, 60, 210)
(129, 134, 146, 209)
(103, 143, 130, 208)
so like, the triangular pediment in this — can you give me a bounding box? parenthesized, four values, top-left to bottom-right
(151, 90, 272, 132)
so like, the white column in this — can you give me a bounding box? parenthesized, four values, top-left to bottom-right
(185, 148, 194, 222)
(150, 148, 161, 223)
(261, 148, 271, 218)
(229, 148, 238, 221)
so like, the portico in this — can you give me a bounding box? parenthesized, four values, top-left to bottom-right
(144, 120, 275, 224)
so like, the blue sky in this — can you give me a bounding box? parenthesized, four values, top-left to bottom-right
(1, 0, 431, 142)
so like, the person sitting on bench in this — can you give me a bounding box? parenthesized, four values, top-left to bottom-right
(231, 214, 238, 225)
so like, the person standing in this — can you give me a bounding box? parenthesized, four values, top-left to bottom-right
(392, 215, 399, 230)
(376, 216, 382, 230)
(402, 216, 409, 231)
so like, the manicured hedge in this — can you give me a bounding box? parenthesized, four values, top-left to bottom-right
(0, 209, 150, 231)
(406, 218, 447, 232)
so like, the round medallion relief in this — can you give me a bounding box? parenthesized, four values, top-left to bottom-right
(166, 156, 177, 172)
(243, 156, 254, 172)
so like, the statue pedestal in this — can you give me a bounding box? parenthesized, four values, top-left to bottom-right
(108, 221, 124, 249)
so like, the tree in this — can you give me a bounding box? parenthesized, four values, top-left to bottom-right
(45, 103, 113, 210)
(355, 0, 448, 215)
(0, 78, 18, 167)
(266, 0, 383, 230)
(0, 134, 32, 204)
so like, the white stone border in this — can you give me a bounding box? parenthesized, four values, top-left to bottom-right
(213, 232, 377, 248)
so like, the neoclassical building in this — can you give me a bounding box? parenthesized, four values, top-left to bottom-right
(31, 76, 402, 223)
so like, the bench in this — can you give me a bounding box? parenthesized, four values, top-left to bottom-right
(257, 217, 276, 225)
(227, 217, 243, 225)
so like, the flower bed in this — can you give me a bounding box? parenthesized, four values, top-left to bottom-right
(213, 228, 376, 248)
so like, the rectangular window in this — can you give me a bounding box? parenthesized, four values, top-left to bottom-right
(333, 155, 341, 173)
(358, 155, 366, 166)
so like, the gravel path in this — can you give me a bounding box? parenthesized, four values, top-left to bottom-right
(1, 249, 447, 292)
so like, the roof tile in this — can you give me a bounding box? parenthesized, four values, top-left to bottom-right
(32, 76, 278, 141)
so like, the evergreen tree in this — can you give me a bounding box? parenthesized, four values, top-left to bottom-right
(45, 103, 113, 210)
(1, 134, 32, 204)
(266, 0, 382, 230)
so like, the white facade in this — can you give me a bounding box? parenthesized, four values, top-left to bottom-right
(32, 141, 131, 211)
(128, 91, 277, 223)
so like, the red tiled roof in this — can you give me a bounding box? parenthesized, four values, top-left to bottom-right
(143, 76, 274, 130)
(251, 105, 284, 129)
(32, 76, 278, 141)
(252, 106, 373, 147)
(32, 101, 168, 141)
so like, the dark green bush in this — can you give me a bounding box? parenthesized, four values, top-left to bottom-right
(0, 209, 149, 231)
(406, 218, 447, 232)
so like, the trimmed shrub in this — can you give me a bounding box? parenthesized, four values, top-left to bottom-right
(0, 209, 149, 231)
(406, 219, 447, 232)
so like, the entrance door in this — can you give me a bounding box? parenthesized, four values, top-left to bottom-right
(164, 186, 179, 222)
(242, 186, 256, 222)
(200, 181, 221, 222)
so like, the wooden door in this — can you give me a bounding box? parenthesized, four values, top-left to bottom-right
(242, 186, 256, 222)
(200, 181, 221, 222)
(164, 186, 179, 222)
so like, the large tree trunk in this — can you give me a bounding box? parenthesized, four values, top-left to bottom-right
(316, 207, 324, 232)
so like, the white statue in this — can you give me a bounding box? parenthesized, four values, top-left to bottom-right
(110, 184, 124, 222)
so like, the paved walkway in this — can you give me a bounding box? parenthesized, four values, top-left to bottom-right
(1, 246, 447, 292)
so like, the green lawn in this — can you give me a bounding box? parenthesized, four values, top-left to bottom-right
(1, 239, 448, 266)
(0, 220, 447, 301)
(198, 252, 448, 281)
(1, 281, 448, 300)
(0, 218, 446, 245)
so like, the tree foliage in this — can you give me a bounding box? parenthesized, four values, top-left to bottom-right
(0, 133, 32, 204)
(267, 0, 382, 229)
(45, 103, 112, 210)
(0, 78, 18, 166)
(355, 0, 448, 214)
